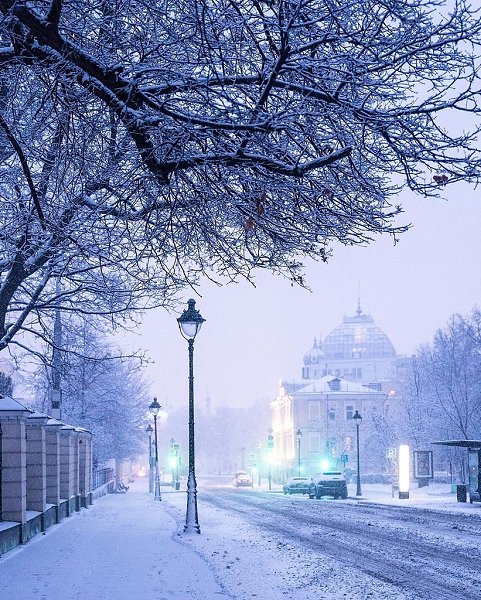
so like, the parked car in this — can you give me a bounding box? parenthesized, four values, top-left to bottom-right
(233, 470, 253, 487)
(309, 471, 348, 499)
(283, 476, 311, 495)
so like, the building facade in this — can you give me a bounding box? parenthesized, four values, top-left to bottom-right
(271, 304, 401, 478)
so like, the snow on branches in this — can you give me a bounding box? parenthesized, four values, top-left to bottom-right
(0, 0, 480, 351)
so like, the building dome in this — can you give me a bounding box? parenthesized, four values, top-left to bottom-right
(322, 305, 396, 360)
(303, 337, 325, 365)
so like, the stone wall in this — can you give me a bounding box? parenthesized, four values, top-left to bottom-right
(0, 396, 94, 554)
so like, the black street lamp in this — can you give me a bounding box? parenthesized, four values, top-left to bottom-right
(149, 397, 162, 501)
(177, 298, 205, 534)
(146, 424, 154, 493)
(353, 409, 362, 497)
(296, 428, 303, 476)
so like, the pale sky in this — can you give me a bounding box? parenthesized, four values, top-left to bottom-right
(119, 179, 481, 412)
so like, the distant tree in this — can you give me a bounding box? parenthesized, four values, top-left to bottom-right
(0, 0, 481, 357)
(400, 310, 481, 479)
(29, 323, 150, 462)
(164, 400, 271, 476)
(0, 371, 13, 396)
(417, 314, 481, 440)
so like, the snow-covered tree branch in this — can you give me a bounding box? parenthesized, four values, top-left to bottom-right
(0, 0, 480, 353)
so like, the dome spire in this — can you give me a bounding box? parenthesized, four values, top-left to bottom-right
(357, 281, 362, 315)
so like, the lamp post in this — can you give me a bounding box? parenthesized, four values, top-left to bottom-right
(296, 428, 303, 476)
(177, 298, 205, 534)
(267, 432, 274, 491)
(170, 438, 176, 488)
(146, 424, 154, 493)
(149, 397, 162, 501)
(257, 443, 262, 487)
(353, 409, 362, 497)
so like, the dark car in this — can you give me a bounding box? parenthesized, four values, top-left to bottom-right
(233, 470, 253, 487)
(309, 471, 348, 499)
(283, 476, 311, 495)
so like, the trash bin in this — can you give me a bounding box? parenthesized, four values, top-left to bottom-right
(456, 484, 468, 502)
(175, 481, 180, 491)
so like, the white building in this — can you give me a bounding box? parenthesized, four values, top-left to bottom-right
(270, 304, 401, 477)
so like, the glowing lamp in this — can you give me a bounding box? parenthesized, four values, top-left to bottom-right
(321, 458, 330, 471)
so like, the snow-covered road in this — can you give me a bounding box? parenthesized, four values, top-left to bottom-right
(169, 484, 481, 600)
(1, 478, 481, 600)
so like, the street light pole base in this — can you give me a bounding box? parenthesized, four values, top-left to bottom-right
(183, 523, 201, 534)
(154, 476, 162, 501)
(184, 473, 200, 533)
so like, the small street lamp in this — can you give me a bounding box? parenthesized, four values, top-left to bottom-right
(353, 409, 362, 497)
(177, 298, 205, 534)
(267, 431, 274, 491)
(146, 424, 154, 493)
(257, 442, 262, 487)
(296, 428, 303, 476)
(170, 437, 176, 488)
(149, 397, 162, 501)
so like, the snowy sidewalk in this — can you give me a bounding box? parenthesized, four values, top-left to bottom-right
(0, 479, 230, 600)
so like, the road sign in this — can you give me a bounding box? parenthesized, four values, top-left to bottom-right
(340, 454, 349, 463)
(386, 447, 397, 459)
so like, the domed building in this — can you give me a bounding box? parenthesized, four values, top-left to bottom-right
(302, 302, 398, 389)
(270, 303, 400, 478)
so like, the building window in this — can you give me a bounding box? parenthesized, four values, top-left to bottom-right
(343, 436, 353, 451)
(328, 407, 336, 421)
(308, 432, 320, 452)
(308, 401, 320, 422)
(328, 378, 340, 391)
(345, 405, 354, 420)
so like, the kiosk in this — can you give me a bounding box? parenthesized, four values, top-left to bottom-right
(432, 440, 481, 503)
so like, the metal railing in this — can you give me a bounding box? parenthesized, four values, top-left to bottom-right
(92, 467, 114, 490)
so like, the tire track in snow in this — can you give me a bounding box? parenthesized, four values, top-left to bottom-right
(201, 490, 481, 600)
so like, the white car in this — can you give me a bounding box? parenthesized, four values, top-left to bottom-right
(233, 471, 253, 487)
(283, 476, 311, 495)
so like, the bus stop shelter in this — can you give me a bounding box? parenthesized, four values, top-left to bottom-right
(431, 440, 481, 503)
